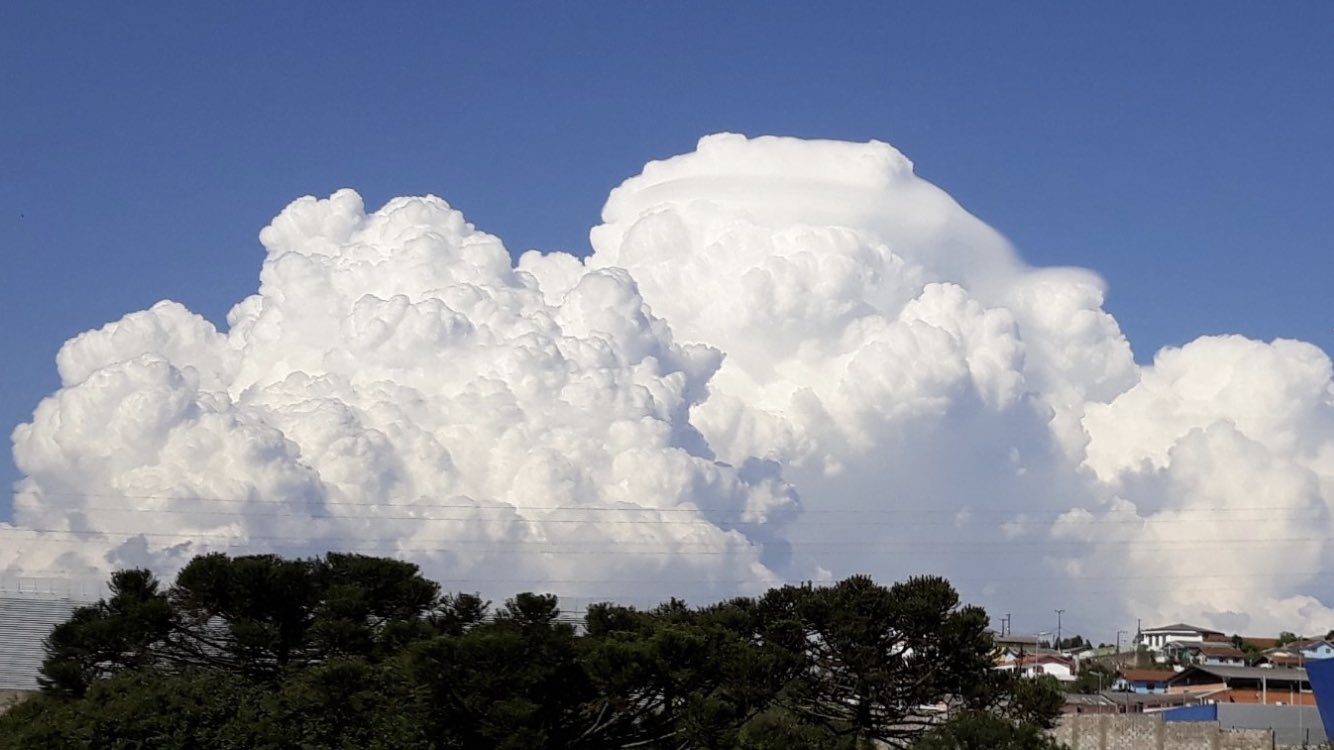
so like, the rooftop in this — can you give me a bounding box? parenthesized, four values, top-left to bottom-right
(1117, 669, 1176, 683)
(1169, 665, 1309, 684)
(1142, 623, 1224, 635)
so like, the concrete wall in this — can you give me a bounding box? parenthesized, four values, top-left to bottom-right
(1161, 704, 1325, 746)
(1053, 714, 1274, 750)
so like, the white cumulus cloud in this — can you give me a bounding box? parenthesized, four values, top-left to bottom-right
(9, 134, 1334, 638)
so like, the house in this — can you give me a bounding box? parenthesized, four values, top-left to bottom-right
(1165, 665, 1315, 706)
(1291, 638, 1334, 661)
(1099, 691, 1204, 714)
(1135, 623, 1225, 654)
(1162, 641, 1248, 667)
(1069, 645, 1103, 661)
(1253, 638, 1334, 669)
(997, 654, 1077, 682)
(990, 631, 1041, 660)
(1256, 652, 1304, 669)
(1115, 669, 1175, 694)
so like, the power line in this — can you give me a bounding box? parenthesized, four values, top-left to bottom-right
(9, 502, 1327, 528)
(0, 526, 1332, 551)
(2, 568, 1326, 587)
(0, 576, 1327, 600)
(15, 490, 1331, 519)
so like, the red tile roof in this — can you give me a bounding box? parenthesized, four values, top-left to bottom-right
(1118, 669, 1175, 683)
(1242, 637, 1280, 650)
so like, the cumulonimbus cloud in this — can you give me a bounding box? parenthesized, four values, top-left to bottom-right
(8, 134, 1334, 635)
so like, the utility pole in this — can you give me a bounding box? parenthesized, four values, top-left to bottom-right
(1055, 609, 1065, 652)
(1003, 613, 1011, 637)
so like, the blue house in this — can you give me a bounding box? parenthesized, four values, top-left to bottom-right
(1299, 639, 1334, 661)
(1261, 638, 1334, 667)
(1115, 669, 1174, 694)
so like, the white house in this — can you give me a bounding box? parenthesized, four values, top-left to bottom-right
(1162, 641, 1247, 667)
(1135, 623, 1224, 653)
(995, 654, 1077, 682)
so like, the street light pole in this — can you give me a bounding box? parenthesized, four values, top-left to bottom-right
(1055, 609, 1065, 652)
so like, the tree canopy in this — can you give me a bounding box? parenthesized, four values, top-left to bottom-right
(0, 553, 1065, 749)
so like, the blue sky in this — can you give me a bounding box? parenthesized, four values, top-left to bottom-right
(3, 1, 1332, 494)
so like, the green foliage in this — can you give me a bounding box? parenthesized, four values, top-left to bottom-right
(754, 574, 998, 747)
(997, 675, 1065, 730)
(1230, 633, 1263, 658)
(171, 552, 326, 677)
(913, 711, 1067, 750)
(2, 555, 1065, 750)
(264, 657, 431, 749)
(38, 569, 175, 697)
(1, 662, 431, 750)
(1068, 662, 1112, 694)
(432, 591, 490, 635)
(1052, 635, 1084, 652)
(0, 669, 260, 749)
(406, 595, 592, 749)
(737, 708, 855, 750)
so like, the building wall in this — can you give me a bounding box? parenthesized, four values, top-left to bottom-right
(1161, 704, 1326, 747)
(1201, 656, 1246, 667)
(1143, 632, 1207, 652)
(1214, 690, 1317, 706)
(1216, 704, 1324, 746)
(0, 594, 89, 691)
(1165, 683, 1317, 706)
(1053, 714, 1272, 750)
(1168, 681, 1228, 696)
(1161, 705, 1219, 722)
(1301, 644, 1334, 660)
(1122, 680, 1171, 694)
(999, 662, 1076, 681)
(0, 690, 36, 716)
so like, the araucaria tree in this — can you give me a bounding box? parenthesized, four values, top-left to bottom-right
(752, 575, 997, 747)
(0, 554, 1064, 749)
